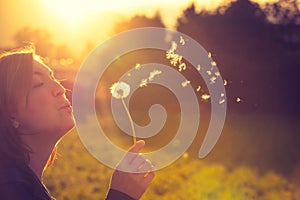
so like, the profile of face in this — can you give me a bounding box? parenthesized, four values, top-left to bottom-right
(13, 60, 75, 143)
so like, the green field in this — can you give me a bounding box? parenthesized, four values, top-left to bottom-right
(43, 113, 300, 200)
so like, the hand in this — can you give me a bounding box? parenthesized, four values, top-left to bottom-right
(109, 140, 155, 199)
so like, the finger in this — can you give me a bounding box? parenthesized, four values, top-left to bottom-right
(130, 153, 146, 166)
(128, 140, 145, 153)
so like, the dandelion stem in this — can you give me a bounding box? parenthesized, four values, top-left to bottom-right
(121, 97, 136, 144)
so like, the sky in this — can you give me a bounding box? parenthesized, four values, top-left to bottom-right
(0, 0, 279, 55)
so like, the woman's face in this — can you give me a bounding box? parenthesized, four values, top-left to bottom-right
(14, 61, 75, 142)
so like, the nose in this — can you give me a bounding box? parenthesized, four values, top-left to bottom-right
(52, 80, 66, 97)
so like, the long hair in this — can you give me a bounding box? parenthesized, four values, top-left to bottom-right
(0, 46, 57, 167)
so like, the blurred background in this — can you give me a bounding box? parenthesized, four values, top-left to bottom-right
(1, 0, 300, 199)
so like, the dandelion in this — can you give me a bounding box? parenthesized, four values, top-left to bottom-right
(110, 82, 136, 144)
(181, 80, 190, 87)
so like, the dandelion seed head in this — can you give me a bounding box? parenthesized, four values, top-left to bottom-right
(110, 81, 130, 99)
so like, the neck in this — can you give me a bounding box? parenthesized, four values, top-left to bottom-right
(22, 134, 57, 181)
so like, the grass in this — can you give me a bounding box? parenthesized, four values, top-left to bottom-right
(43, 113, 300, 200)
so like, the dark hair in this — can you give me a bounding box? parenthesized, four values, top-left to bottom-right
(0, 46, 35, 164)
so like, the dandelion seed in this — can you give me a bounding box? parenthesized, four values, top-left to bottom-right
(170, 41, 177, 52)
(206, 70, 212, 76)
(178, 63, 187, 71)
(135, 63, 141, 70)
(221, 93, 225, 97)
(110, 82, 130, 99)
(219, 98, 225, 104)
(180, 36, 185, 45)
(201, 94, 211, 100)
(139, 79, 148, 87)
(196, 85, 201, 92)
(149, 70, 162, 81)
(210, 76, 217, 84)
(224, 79, 228, 86)
(236, 97, 242, 103)
(127, 73, 131, 77)
(215, 71, 220, 77)
(211, 61, 217, 67)
(181, 80, 190, 87)
(110, 81, 136, 144)
(182, 152, 189, 159)
(197, 64, 201, 71)
(208, 52, 212, 58)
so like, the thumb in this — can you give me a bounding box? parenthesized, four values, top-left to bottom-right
(128, 140, 145, 153)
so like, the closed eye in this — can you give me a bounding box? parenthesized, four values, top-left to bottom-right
(32, 82, 44, 88)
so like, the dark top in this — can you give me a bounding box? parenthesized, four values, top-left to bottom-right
(0, 162, 135, 200)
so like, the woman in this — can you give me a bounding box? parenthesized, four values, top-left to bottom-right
(0, 46, 155, 200)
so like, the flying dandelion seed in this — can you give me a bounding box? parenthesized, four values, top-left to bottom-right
(206, 70, 212, 76)
(127, 73, 131, 77)
(208, 52, 212, 58)
(149, 70, 162, 81)
(197, 64, 201, 71)
(215, 72, 220, 77)
(210, 76, 217, 84)
(219, 98, 225, 104)
(180, 36, 185, 45)
(211, 61, 217, 67)
(178, 63, 187, 71)
(224, 79, 228, 86)
(135, 63, 141, 70)
(236, 97, 242, 103)
(170, 41, 177, 52)
(221, 93, 225, 97)
(139, 79, 148, 87)
(201, 94, 211, 100)
(196, 85, 201, 92)
(110, 82, 136, 144)
(181, 80, 190, 87)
